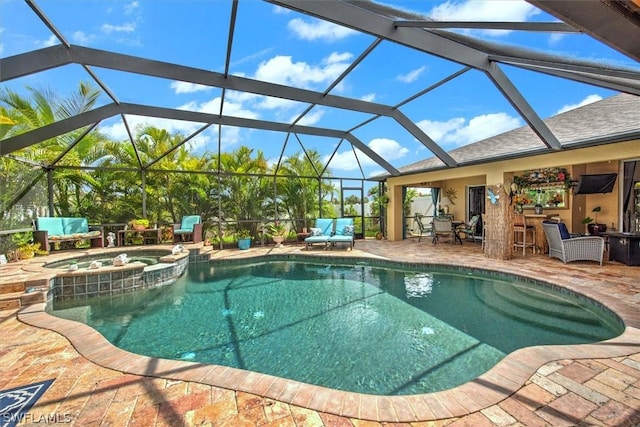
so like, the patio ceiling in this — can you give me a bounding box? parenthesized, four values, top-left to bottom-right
(1, 0, 639, 181)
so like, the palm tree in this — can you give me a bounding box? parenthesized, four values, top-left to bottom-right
(216, 146, 270, 238)
(275, 150, 335, 232)
(0, 82, 105, 219)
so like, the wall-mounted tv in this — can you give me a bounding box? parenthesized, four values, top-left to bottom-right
(574, 173, 617, 194)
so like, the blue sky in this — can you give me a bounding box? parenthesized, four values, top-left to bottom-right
(1, 0, 638, 180)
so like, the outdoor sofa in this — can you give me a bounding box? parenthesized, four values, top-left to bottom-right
(34, 217, 103, 252)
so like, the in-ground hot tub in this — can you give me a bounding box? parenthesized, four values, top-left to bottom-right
(44, 249, 190, 304)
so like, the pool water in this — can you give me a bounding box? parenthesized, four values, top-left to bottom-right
(48, 260, 623, 395)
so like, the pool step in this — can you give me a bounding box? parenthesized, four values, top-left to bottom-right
(0, 280, 48, 309)
(475, 283, 607, 341)
(490, 283, 601, 325)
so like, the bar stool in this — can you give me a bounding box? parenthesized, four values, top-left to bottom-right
(513, 213, 536, 255)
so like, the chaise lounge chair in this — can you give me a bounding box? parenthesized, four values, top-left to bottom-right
(328, 217, 355, 250)
(542, 221, 604, 265)
(305, 218, 334, 250)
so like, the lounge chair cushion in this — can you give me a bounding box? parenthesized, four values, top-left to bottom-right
(175, 215, 201, 233)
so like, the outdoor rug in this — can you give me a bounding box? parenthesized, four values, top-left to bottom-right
(0, 379, 54, 427)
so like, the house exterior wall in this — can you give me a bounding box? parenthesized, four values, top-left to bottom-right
(385, 139, 640, 258)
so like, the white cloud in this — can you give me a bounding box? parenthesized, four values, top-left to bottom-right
(397, 66, 426, 83)
(548, 33, 565, 46)
(42, 34, 58, 47)
(253, 53, 351, 89)
(361, 93, 376, 102)
(100, 115, 203, 142)
(72, 31, 92, 44)
(101, 22, 136, 34)
(124, 1, 140, 15)
(295, 109, 325, 126)
(327, 138, 409, 171)
(418, 112, 522, 148)
(170, 81, 212, 94)
(179, 96, 260, 120)
(417, 117, 466, 142)
(429, 0, 540, 36)
(272, 5, 291, 14)
(288, 18, 357, 41)
(368, 138, 410, 160)
(555, 94, 602, 115)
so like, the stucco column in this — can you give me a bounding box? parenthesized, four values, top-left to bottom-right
(386, 184, 404, 241)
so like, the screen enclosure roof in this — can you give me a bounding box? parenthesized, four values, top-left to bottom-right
(1, 0, 639, 181)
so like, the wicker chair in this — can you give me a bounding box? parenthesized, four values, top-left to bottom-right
(542, 222, 604, 265)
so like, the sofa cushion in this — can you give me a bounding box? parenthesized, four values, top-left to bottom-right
(62, 217, 89, 234)
(315, 218, 334, 236)
(36, 217, 64, 236)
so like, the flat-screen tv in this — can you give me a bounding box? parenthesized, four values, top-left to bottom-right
(574, 173, 617, 194)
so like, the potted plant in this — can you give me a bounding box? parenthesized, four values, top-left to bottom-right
(581, 206, 607, 235)
(128, 218, 150, 231)
(11, 232, 46, 260)
(203, 225, 216, 246)
(269, 220, 287, 247)
(237, 229, 252, 250)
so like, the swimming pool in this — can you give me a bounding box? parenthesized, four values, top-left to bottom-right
(47, 257, 623, 395)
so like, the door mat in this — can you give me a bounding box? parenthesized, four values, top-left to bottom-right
(0, 379, 54, 427)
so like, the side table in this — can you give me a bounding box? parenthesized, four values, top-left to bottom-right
(297, 232, 310, 245)
(118, 228, 161, 246)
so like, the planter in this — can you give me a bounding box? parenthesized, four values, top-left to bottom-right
(237, 238, 252, 250)
(272, 235, 285, 248)
(587, 223, 607, 235)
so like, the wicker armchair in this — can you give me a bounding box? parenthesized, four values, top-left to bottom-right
(542, 222, 604, 265)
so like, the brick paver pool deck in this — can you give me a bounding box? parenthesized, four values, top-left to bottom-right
(2, 238, 640, 426)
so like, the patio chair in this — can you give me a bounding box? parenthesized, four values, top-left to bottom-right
(456, 215, 481, 242)
(413, 214, 432, 243)
(305, 218, 334, 250)
(328, 217, 355, 250)
(172, 215, 202, 243)
(542, 222, 604, 265)
(432, 218, 461, 245)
